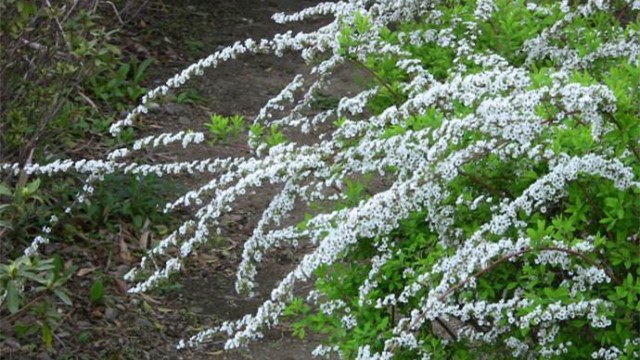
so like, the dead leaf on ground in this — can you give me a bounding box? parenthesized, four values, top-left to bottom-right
(64, 258, 74, 270)
(139, 218, 151, 250)
(140, 293, 161, 304)
(76, 267, 97, 277)
(114, 278, 129, 295)
(118, 226, 133, 263)
(197, 253, 220, 267)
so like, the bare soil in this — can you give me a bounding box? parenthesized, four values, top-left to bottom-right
(120, 0, 344, 359)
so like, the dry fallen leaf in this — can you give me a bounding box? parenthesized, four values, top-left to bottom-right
(140, 293, 161, 304)
(118, 227, 133, 263)
(139, 231, 151, 250)
(76, 267, 97, 277)
(139, 218, 151, 249)
(114, 278, 129, 295)
(64, 258, 74, 270)
(197, 253, 220, 267)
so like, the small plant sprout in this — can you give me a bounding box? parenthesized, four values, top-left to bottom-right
(205, 114, 245, 143)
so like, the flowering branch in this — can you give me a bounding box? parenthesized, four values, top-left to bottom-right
(3, 1, 640, 358)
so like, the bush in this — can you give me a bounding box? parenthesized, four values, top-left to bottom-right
(0, 0, 151, 351)
(2, 0, 639, 359)
(0, 0, 150, 162)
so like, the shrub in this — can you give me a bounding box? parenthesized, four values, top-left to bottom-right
(2, 0, 640, 359)
(0, 0, 150, 162)
(0, 0, 152, 351)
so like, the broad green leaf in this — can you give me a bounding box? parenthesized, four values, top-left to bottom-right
(54, 288, 72, 306)
(6, 280, 20, 314)
(0, 183, 12, 196)
(90, 279, 104, 303)
(41, 322, 53, 350)
(18, 271, 47, 284)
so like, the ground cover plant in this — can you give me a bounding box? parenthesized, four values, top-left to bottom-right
(1, 0, 640, 359)
(0, 0, 167, 355)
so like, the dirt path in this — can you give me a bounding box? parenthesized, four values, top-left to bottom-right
(124, 1, 352, 359)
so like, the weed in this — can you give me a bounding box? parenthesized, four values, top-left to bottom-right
(204, 114, 245, 143)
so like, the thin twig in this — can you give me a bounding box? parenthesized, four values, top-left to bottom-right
(44, 0, 73, 52)
(119, 0, 151, 27)
(102, 1, 125, 26)
(61, 0, 80, 24)
(607, 113, 640, 163)
(1, 293, 47, 323)
(458, 168, 513, 198)
(434, 317, 458, 340)
(346, 55, 404, 105)
(77, 89, 99, 111)
(17, 148, 35, 189)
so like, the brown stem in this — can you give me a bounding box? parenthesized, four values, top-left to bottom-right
(606, 113, 640, 164)
(1, 292, 48, 323)
(542, 109, 582, 125)
(458, 168, 513, 199)
(17, 148, 35, 189)
(614, 3, 631, 25)
(435, 317, 458, 340)
(346, 55, 403, 105)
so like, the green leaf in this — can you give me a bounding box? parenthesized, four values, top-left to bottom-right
(134, 58, 154, 84)
(266, 125, 286, 147)
(54, 288, 73, 306)
(78, 331, 92, 344)
(18, 271, 47, 284)
(41, 322, 53, 350)
(115, 63, 130, 83)
(24, 178, 40, 196)
(231, 115, 244, 130)
(6, 280, 20, 314)
(0, 183, 12, 196)
(249, 123, 264, 138)
(90, 279, 104, 303)
(133, 214, 143, 229)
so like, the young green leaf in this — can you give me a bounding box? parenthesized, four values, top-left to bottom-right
(90, 279, 104, 303)
(6, 280, 20, 314)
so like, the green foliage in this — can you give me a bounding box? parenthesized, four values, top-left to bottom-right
(0, 0, 157, 163)
(205, 114, 246, 144)
(0, 178, 50, 255)
(249, 123, 288, 149)
(1, 1, 120, 159)
(173, 88, 207, 105)
(0, 254, 75, 350)
(0, 1, 157, 354)
(0, 173, 182, 350)
(87, 58, 153, 111)
(89, 279, 104, 304)
(285, 1, 640, 358)
(74, 174, 180, 234)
